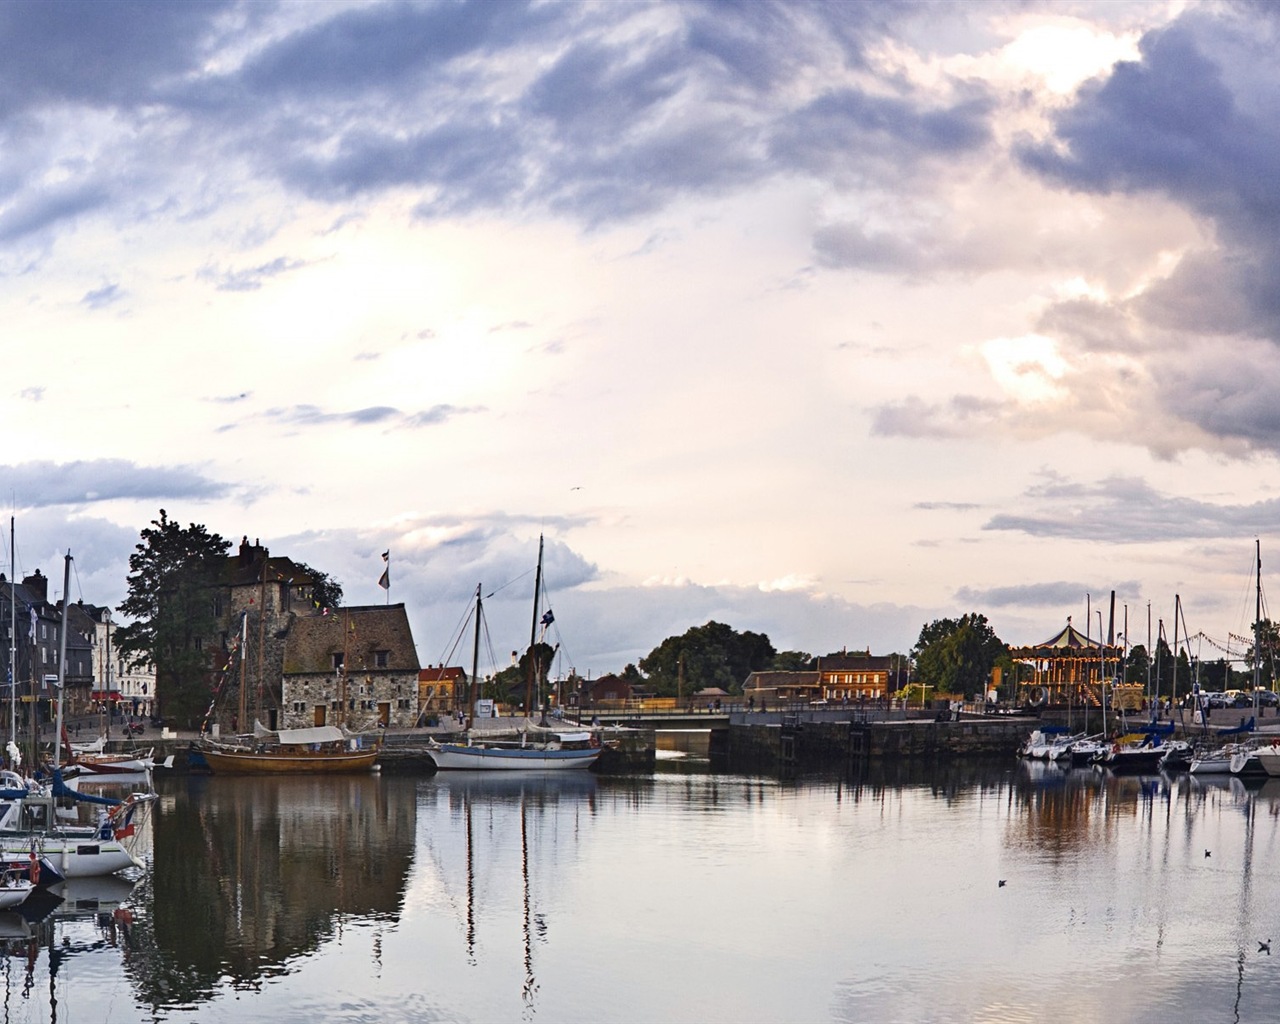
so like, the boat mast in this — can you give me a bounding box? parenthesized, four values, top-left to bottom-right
(53, 551, 70, 770)
(1255, 539, 1263, 696)
(237, 609, 248, 733)
(524, 535, 543, 719)
(469, 583, 482, 718)
(6, 517, 13, 756)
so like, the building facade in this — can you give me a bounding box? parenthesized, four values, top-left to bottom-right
(281, 604, 421, 731)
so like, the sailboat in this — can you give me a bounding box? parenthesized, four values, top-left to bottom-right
(0, 553, 156, 883)
(428, 537, 603, 771)
(197, 609, 380, 774)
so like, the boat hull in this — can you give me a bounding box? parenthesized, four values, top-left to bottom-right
(0, 836, 143, 881)
(429, 744, 601, 771)
(200, 747, 380, 774)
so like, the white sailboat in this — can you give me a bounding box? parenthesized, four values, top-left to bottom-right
(428, 537, 603, 772)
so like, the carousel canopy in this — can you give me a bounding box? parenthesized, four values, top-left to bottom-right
(1010, 620, 1123, 660)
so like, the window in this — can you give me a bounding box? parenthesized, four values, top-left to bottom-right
(332, 653, 344, 671)
(375, 650, 389, 668)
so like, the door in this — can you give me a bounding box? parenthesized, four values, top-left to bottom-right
(313, 705, 327, 727)
(378, 702, 391, 727)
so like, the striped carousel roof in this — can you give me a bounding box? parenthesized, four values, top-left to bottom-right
(1011, 619, 1122, 658)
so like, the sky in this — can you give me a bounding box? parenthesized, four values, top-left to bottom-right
(4, 0, 1280, 681)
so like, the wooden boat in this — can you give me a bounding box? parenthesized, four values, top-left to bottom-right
(198, 726, 380, 774)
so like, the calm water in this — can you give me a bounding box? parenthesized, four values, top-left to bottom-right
(3, 758, 1280, 1022)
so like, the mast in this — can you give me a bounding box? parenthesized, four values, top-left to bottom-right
(237, 609, 248, 732)
(524, 535, 543, 718)
(1172, 594, 1181, 716)
(469, 583, 482, 717)
(7, 517, 13, 756)
(53, 551, 70, 771)
(1256, 539, 1263, 697)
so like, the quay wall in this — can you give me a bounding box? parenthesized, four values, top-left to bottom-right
(727, 717, 1032, 772)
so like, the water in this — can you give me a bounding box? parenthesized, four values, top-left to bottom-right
(3, 758, 1280, 1022)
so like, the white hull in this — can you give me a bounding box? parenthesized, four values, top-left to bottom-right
(0, 835, 142, 880)
(429, 744, 601, 771)
(0, 878, 32, 910)
(1249, 745, 1280, 776)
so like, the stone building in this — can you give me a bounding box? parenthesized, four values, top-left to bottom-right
(280, 604, 421, 731)
(211, 537, 329, 732)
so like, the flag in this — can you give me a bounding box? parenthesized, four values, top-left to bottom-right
(377, 550, 390, 590)
(541, 609, 554, 627)
(27, 606, 35, 641)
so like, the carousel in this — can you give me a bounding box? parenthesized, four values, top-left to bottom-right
(1010, 619, 1143, 711)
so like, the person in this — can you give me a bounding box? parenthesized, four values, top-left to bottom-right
(747, 696, 755, 711)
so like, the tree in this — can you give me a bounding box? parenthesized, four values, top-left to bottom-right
(293, 561, 343, 612)
(488, 642, 559, 708)
(913, 613, 1007, 697)
(639, 621, 776, 696)
(1124, 644, 1150, 685)
(772, 650, 813, 671)
(115, 510, 231, 728)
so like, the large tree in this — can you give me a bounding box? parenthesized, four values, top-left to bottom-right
(639, 621, 775, 696)
(114, 510, 231, 727)
(913, 613, 1007, 697)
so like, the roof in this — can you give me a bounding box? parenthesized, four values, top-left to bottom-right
(744, 670, 821, 687)
(419, 666, 466, 682)
(1011, 620, 1122, 657)
(282, 604, 420, 675)
(816, 654, 896, 672)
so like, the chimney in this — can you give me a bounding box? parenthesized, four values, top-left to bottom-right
(22, 569, 46, 603)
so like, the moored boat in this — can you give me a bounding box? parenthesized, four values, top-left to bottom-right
(198, 726, 380, 774)
(428, 729, 602, 771)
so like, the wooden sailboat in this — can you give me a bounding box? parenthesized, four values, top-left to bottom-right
(197, 606, 379, 774)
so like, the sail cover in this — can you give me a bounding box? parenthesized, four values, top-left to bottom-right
(276, 726, 345, 745)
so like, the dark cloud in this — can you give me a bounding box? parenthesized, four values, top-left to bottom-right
(1020, 14, 1280, 339)
(984, 475, 1280, 543)
(0, 459, 228, 508)
(0, 2, 1003, 252)
(0, 0, 233, 113)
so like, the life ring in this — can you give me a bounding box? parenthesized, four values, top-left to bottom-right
(1028, 687, 1048, 707)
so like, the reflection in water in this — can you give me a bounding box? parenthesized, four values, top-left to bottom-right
(422, 771, 600, 1018)
(15, 764, 1280, 1020)
(130, 774, 417, 1010)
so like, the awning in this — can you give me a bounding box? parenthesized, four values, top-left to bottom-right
(91, 690, 123, 701)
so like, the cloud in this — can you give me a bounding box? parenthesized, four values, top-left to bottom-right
(198, 256, 309, 292)
(983, 475, 1280, 543)
(0, 460, 228, 509)
(81, 283, 123, 309)
(251, 404, 482, 432)
(954, 581, 1133, 608)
